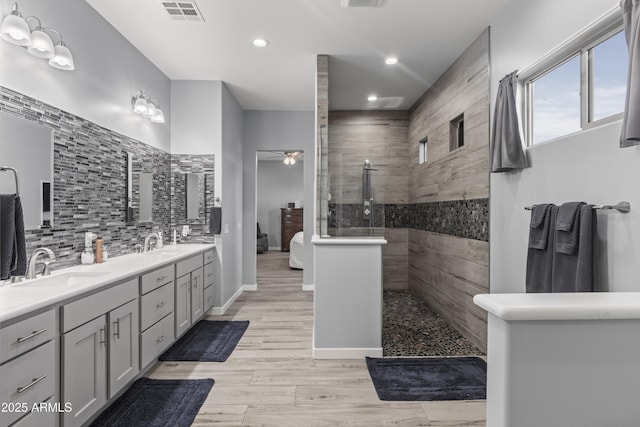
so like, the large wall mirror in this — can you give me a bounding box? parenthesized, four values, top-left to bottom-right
(0, 112, 53, 230)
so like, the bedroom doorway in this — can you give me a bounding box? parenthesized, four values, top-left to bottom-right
(255, 150, 304, 285)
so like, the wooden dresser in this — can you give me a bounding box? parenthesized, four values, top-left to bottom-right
(280, 208, 303, 252)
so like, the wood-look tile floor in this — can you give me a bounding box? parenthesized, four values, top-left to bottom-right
(148, 251, 486, 426)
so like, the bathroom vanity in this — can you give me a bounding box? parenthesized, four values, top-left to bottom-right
(0, 244, 216, 427)
(474, 292, 640, 427)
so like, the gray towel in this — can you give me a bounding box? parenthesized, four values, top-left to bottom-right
(0, 194, 27, 279)
(528, 204, 553, 250)
(552, 204, 598, 292)
(555, 202, 584, 255)
(526, 205, 557, 293)
(209, 207, 222, 235)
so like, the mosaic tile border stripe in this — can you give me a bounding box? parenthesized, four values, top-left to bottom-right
(329, 198, 488, 242)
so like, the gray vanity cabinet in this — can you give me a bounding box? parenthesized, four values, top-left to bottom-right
(203, 250, 215, 312)
(0, 310, 58, 427)
(175, 255, 205, 338)
(191, 268, 204, 321)
(61, 279, 138, 427)
(107, 299, 139, 398)
(62, 315, 106, 427)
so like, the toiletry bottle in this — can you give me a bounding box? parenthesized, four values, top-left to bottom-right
(81, 232, 97, 265)
(102, 245, 108, 262)
(95, 236, 103, 263)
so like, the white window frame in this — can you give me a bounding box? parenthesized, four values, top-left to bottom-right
(521, 9, 624, 146)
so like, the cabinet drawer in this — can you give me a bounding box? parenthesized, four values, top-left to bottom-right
(140, 312, 174, 368)
(0, 341, 56, 427)
(141, 282, 175, 332)
(204, 284, 215, 313)
(0, 310, 56, 364)
(63, 278, 138, 333)
(11, 406, 57, 427)
(141, 264, 174, 294)
(204, 249, 215, 265)
(204, 262, 215, 288)
(176, 254, 203, 278)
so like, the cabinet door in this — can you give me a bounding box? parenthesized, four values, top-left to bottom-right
(108, 299, 139, 398)
(191, 268, 204, 322)
(63, 315, 107, 427)
(175, 274, 191, 337)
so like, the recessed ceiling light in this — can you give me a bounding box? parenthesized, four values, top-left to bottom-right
(367, 95, 378, 101)
(385, 57, 398, 65)
(252, 38, 269, 48)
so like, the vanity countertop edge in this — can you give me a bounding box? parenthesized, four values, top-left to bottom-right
(0, 243, 215, 326)
(473, 292, 640, 321)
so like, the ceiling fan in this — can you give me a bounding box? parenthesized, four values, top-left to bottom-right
(257, 150, 304, 164)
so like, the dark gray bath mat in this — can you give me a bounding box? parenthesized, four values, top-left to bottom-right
(366, 356, 487, 401)
(159, 320, 249, 362)
(90, 378, 213, 427)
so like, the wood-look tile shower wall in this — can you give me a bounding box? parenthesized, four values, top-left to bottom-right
(408, 29, 490, 352)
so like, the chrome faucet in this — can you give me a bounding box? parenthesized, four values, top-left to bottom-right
(26, 248, 56, 280)
(143, 233, 159, 253)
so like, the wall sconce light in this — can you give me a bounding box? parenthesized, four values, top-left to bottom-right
(283, 152, 296, 166)
(131, 90, 165, 124)
(0, 3, 74, 70)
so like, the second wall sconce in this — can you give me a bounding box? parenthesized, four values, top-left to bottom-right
(0, 3, 74, 70)
(132, 90, 165, 124)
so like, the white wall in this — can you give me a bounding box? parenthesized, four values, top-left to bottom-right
(243, 111, 315, 288)
(170, 80, 245, 310)
(257, 159, 305, 248)
(0, 0, 170, 150)
(490, 0, 640, 293)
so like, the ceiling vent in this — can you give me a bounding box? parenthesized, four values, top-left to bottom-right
(341, 0, 384, 7)
(162, 1, 205, 21)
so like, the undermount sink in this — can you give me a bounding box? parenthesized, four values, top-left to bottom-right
(17, 271, 111, 288)
(141, 249, 182, 257)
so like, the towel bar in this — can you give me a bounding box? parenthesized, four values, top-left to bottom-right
(525, 201, 630, 213)
(0, 166, 20, 196)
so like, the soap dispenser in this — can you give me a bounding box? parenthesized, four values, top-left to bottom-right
(81, 232, 97, 265)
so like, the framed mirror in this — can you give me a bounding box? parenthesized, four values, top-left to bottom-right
(0, 112, 53, 229)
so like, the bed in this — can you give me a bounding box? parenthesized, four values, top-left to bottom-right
(288, 231, 304, 269)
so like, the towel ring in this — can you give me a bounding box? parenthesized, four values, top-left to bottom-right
(0, 166, 20, 196)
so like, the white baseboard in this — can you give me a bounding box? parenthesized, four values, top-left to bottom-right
(312, 347, 383, 359)
(210, 286, 244, 315)
(268, 246, 280, 251)
(302, 283, 314, 291)
(243, 284, 257, 291)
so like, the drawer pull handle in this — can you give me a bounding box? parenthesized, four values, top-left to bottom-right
(207, 273, 213, 278)
(157, 335, 165, 343)
(207, 296, 213, 301)
(17, 329, 47, 343)
(17, 375, 47, 394)
(156, 275, 168, 282)
(156, 301, 167, 309)
(99, 327, 106, 345)
(113, 319, 120, 339)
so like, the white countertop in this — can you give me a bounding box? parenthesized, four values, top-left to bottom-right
(0, 243, 215, 324)
(473, 292, 640, 321)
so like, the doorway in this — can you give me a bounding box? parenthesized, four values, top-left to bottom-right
(255, 150, 304, 285)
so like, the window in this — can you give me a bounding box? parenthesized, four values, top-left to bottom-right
(419, 137, 428, 164)
(525, 19, 627, 146)
(450, 114, 464, 151)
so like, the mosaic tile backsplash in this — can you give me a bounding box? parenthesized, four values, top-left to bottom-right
(329, 198, 488, 242)
(0, 86, 214, 270)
